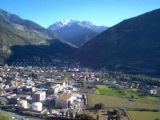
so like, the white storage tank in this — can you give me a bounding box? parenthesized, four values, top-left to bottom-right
(32, 102, 42, 111)
(17, 100, 28, 109)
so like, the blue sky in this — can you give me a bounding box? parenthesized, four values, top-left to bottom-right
(0, 0, 160, 28)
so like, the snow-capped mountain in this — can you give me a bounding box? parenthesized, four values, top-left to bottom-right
(48, 20, 107, 32)
(48, 20, 71, 30)
(48, 20, 108, 46)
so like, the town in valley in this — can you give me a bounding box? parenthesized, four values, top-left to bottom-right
(0, 65, 160, 120)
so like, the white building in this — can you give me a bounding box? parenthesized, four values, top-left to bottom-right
(51, 81, 68, 94)
(32, 91, 46, 102)
(55, 94, 74, 108)
(17, 100, 28, 109)
(0, 89, 4, 96)
(51, 84, 61, 94)
(150, 89, 157, 95)
(32, 102, 42, 111)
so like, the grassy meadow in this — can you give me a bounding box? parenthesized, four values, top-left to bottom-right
(128, 111, 160, 120)
(87, 85, 160, 109)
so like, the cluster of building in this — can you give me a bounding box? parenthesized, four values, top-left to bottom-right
(0, 65, 159, 118)
(0, 65, 87, 118)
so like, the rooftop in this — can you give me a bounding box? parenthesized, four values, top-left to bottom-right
(58, 94, 72, 101)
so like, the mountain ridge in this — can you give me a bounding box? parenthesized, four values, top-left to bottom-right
(0, 8, 76, 64)
(78, 8, 160, 75)
(48, 20, 107, 46)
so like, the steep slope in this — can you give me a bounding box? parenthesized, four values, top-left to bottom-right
(0, 22, 30, 63)
(0, 8, 53, 44)
(79, 8, 160, 75)
(0, 8, 51, 64)
(7, 39, 78, 66)
(0, 8, 76, 64)
(48, 20, 107, 46)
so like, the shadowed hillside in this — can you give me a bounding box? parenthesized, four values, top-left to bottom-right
(79, 8, 160, 75)
(7, 39, 78, 66)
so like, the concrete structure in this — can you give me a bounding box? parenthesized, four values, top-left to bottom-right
(17, 100, 28, 109)
(32, 91, 46, 102)
(32, 102, 43, 111)
(55, 94, 74, 108)
(150, 89, 157, 95)
(0, 89, 4, 96)
(51, 84, 61, 94)
(50, 81, 68, 94)
(0, 77, 2, 82)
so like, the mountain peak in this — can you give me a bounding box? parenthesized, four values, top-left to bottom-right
(48, 20, 103, 31)
(48, 20, 108, 46)
(59, 19, 71, 25)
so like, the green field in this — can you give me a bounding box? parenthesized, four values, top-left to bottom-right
(0, 112, 11, 120)
(95, 85, 139, 97)
(129, 111, 160, 120)
(87, 85, 160, 109)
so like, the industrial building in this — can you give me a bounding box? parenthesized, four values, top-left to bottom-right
(32, 91, 46, 102)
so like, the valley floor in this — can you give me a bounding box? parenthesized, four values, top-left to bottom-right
(128, 111, 160, 120)
(87, 85, 160, 120)
(87, 85, 160, 110)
